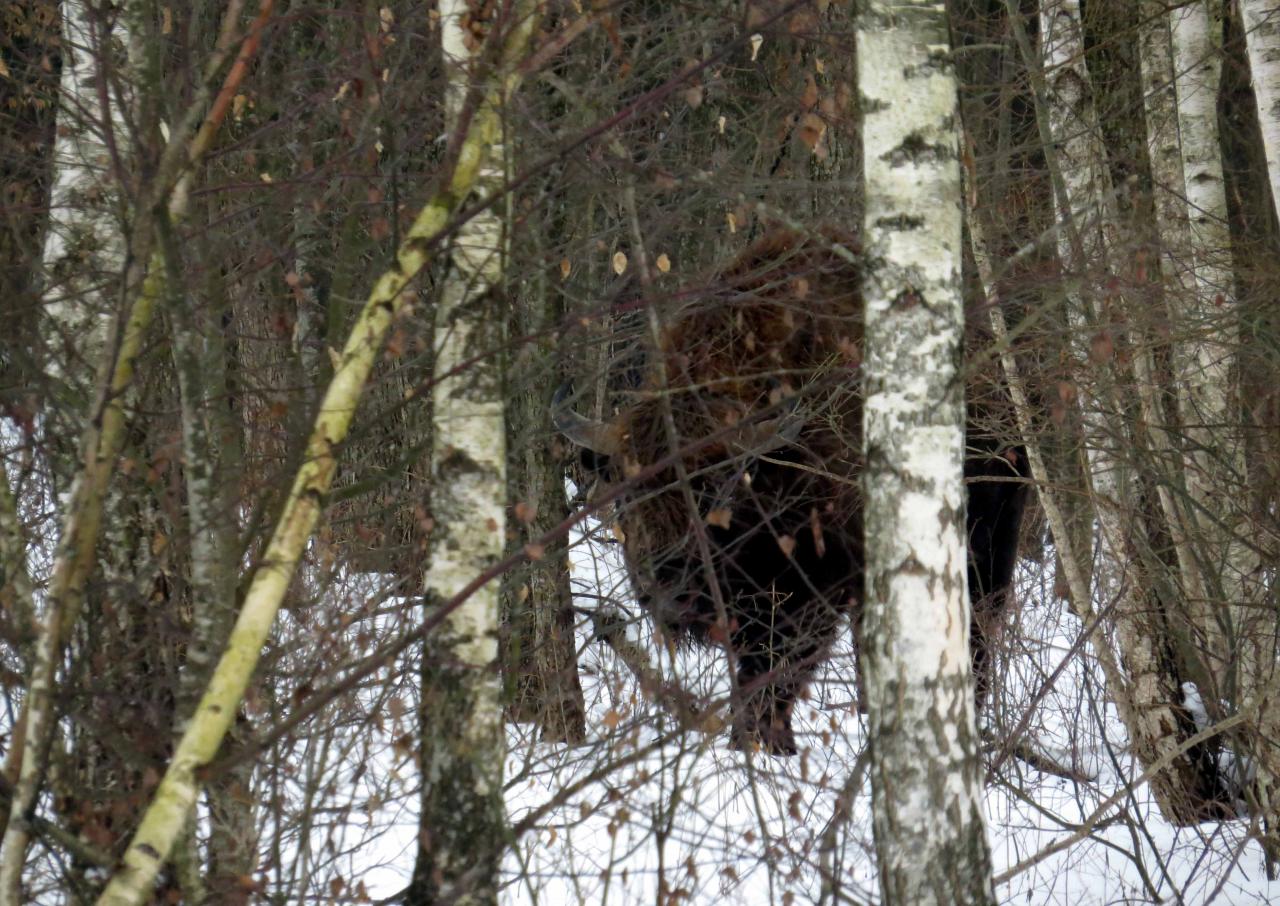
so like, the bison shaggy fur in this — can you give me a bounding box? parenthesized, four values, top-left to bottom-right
(558, 228, 1028, 754)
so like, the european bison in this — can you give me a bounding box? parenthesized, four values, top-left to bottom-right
(556, 228, 1028, 754)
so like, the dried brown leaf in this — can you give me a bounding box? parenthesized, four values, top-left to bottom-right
(705, 508, 732, 529)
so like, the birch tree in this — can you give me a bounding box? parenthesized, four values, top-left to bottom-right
(0, 3, 275, 898)
(406, 2, 538, 901)
(1135, 0, 1214, 631)
(1028, 0, 1238, 821)
(1168, 0, 1258, 672)
(1168, 0, 1279, 866)
(90, 4, 536, 900)
(2, 1, 149, 892)
(35, 0, 126, 405)
(1240, 0, 1280, 225)
(162, 137, 254, 906)
(857, 3, 994, 903)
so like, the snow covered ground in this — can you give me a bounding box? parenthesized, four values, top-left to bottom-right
(10, 440, 1272, 903)
(489, 522, 1279, 904)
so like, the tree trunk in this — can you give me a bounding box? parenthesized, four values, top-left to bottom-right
(1239, 0, 1280, 225)
(857, 3, 996, 904)
(1173, 0, 1280, 868)
(1035, 0, 1231, 823)
(1137, 0, 1212, 625)
(503, 279, 587, 744)
(162, 199, 257, 902)
(1169, 0, 1258, 677)
(0, 1, 135, 893)
(407, 2, 537, 903)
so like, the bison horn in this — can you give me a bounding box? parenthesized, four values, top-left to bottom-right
(551, 383, 623, 456)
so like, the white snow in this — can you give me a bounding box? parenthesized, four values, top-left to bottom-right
(488, 532, 1280, 904)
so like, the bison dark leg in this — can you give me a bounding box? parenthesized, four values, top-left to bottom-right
(730, 651, 802, 756)
(964, 443, 1030, 710)
(719, 531, 851, 754)
(969, 600, 1001, 711)
(851, 598, 869, 714)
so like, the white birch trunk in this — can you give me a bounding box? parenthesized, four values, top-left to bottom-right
(39, 0, 128, 396)
(1240, 0, 1280, 226)
(408, 2, 534, 902)
(1038, 0, 1219, 823)
(1171, 0, 1260, 670)
(1176, 0, 1278, 863)
(0, 2, 130, 897)
(857, 3, 994, 903)
(1137, 0, 1210, 612)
